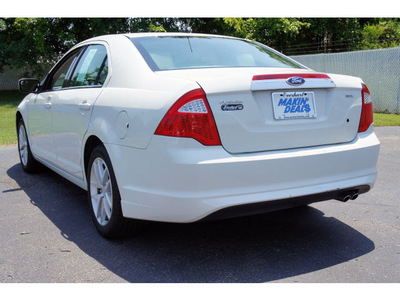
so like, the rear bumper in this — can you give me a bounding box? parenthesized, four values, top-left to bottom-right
(107, 126, 380, 223)
(202, 185, 370, 221)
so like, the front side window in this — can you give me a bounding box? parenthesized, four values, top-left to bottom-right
(69, 45, 108, 87)
(131, 36, 304, 71)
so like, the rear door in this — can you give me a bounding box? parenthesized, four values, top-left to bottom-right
(51, 44, 108, 180)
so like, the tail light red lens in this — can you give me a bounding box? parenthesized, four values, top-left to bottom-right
(155, 88, 221, 146)
(358, 83, 373, 133)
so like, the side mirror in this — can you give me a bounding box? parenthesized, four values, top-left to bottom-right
(18, 78, 40, 93)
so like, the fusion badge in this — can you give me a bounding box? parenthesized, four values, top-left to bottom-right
(219, 100, 244, 111)
(221, 104, 244, 111)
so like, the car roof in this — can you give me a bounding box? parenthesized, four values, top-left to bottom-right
(79, 32, 240, 44)
(123, 32, 232, 38)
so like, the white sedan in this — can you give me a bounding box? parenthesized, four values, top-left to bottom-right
(16, 33, 380, 238)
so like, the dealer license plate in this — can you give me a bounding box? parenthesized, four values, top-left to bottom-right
(272, 91, 317, 120)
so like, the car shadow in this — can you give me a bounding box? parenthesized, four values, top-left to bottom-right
(7, 163, 375, 283)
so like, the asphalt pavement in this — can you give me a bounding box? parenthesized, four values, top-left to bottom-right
(0, 127, 399, 283)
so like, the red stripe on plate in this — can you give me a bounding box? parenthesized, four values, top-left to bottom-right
(252, 73, 330, 81)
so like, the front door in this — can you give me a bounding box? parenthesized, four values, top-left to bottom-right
(27, 48, 82, 164)
(26, 90, 56, 164)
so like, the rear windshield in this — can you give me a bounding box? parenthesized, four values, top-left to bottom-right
(130, 36, 303, 71)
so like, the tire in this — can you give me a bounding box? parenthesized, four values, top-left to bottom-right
(87, 144, 144, 239)
(17, 119, 41, 173)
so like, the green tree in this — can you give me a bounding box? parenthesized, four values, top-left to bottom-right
(222, 18, 310, 53)
(2, 17, 400, 78)
(359, 19, 400, 50)
(180, 18, 231, 35)
(0, 18, 180, 76)
(0, 18, 132, 76)
(285, 18, 364, 55)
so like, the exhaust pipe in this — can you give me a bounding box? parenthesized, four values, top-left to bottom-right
(342, 195, 351, 202)
(335, 190, 359, 202)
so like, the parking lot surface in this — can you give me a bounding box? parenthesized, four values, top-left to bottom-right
(0, 127, 399, 283)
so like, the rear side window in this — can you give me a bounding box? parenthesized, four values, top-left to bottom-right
(131, 36, 303, 71)
(70, 45, 108, 87)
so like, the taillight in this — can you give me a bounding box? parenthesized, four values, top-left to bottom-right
(358, 83, 373, 132)
(155, 88, 221, 146)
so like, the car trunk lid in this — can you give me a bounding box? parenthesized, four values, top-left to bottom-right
(156, 68, 363, 153)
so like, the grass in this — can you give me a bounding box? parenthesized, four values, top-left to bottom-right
(0, 90, 25, 145)
(0, 90, 399, 145)
(373, 113, 400, 127)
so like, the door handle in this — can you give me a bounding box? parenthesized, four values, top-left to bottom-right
(78, 101, 91, 111)
(44, 96, 52, 109)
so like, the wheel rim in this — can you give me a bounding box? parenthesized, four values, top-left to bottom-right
(18, 125, 28, 167)
(90, 157, 113, 226)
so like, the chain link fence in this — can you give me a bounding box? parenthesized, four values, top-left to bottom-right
(292, 47, 400, 114)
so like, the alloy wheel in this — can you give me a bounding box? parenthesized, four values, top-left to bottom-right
(90, 157, 113, 226)
(18, 125, 28, 167)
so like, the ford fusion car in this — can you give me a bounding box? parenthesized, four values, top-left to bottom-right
(16, 33, 380, 238)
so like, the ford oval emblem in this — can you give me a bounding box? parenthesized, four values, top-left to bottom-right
(286, 77, 305, 86)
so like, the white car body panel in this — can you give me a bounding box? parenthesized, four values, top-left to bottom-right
(16, 33, 380, 224)
(52, 87, 103, 180)
(26, 91, 56, 164)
